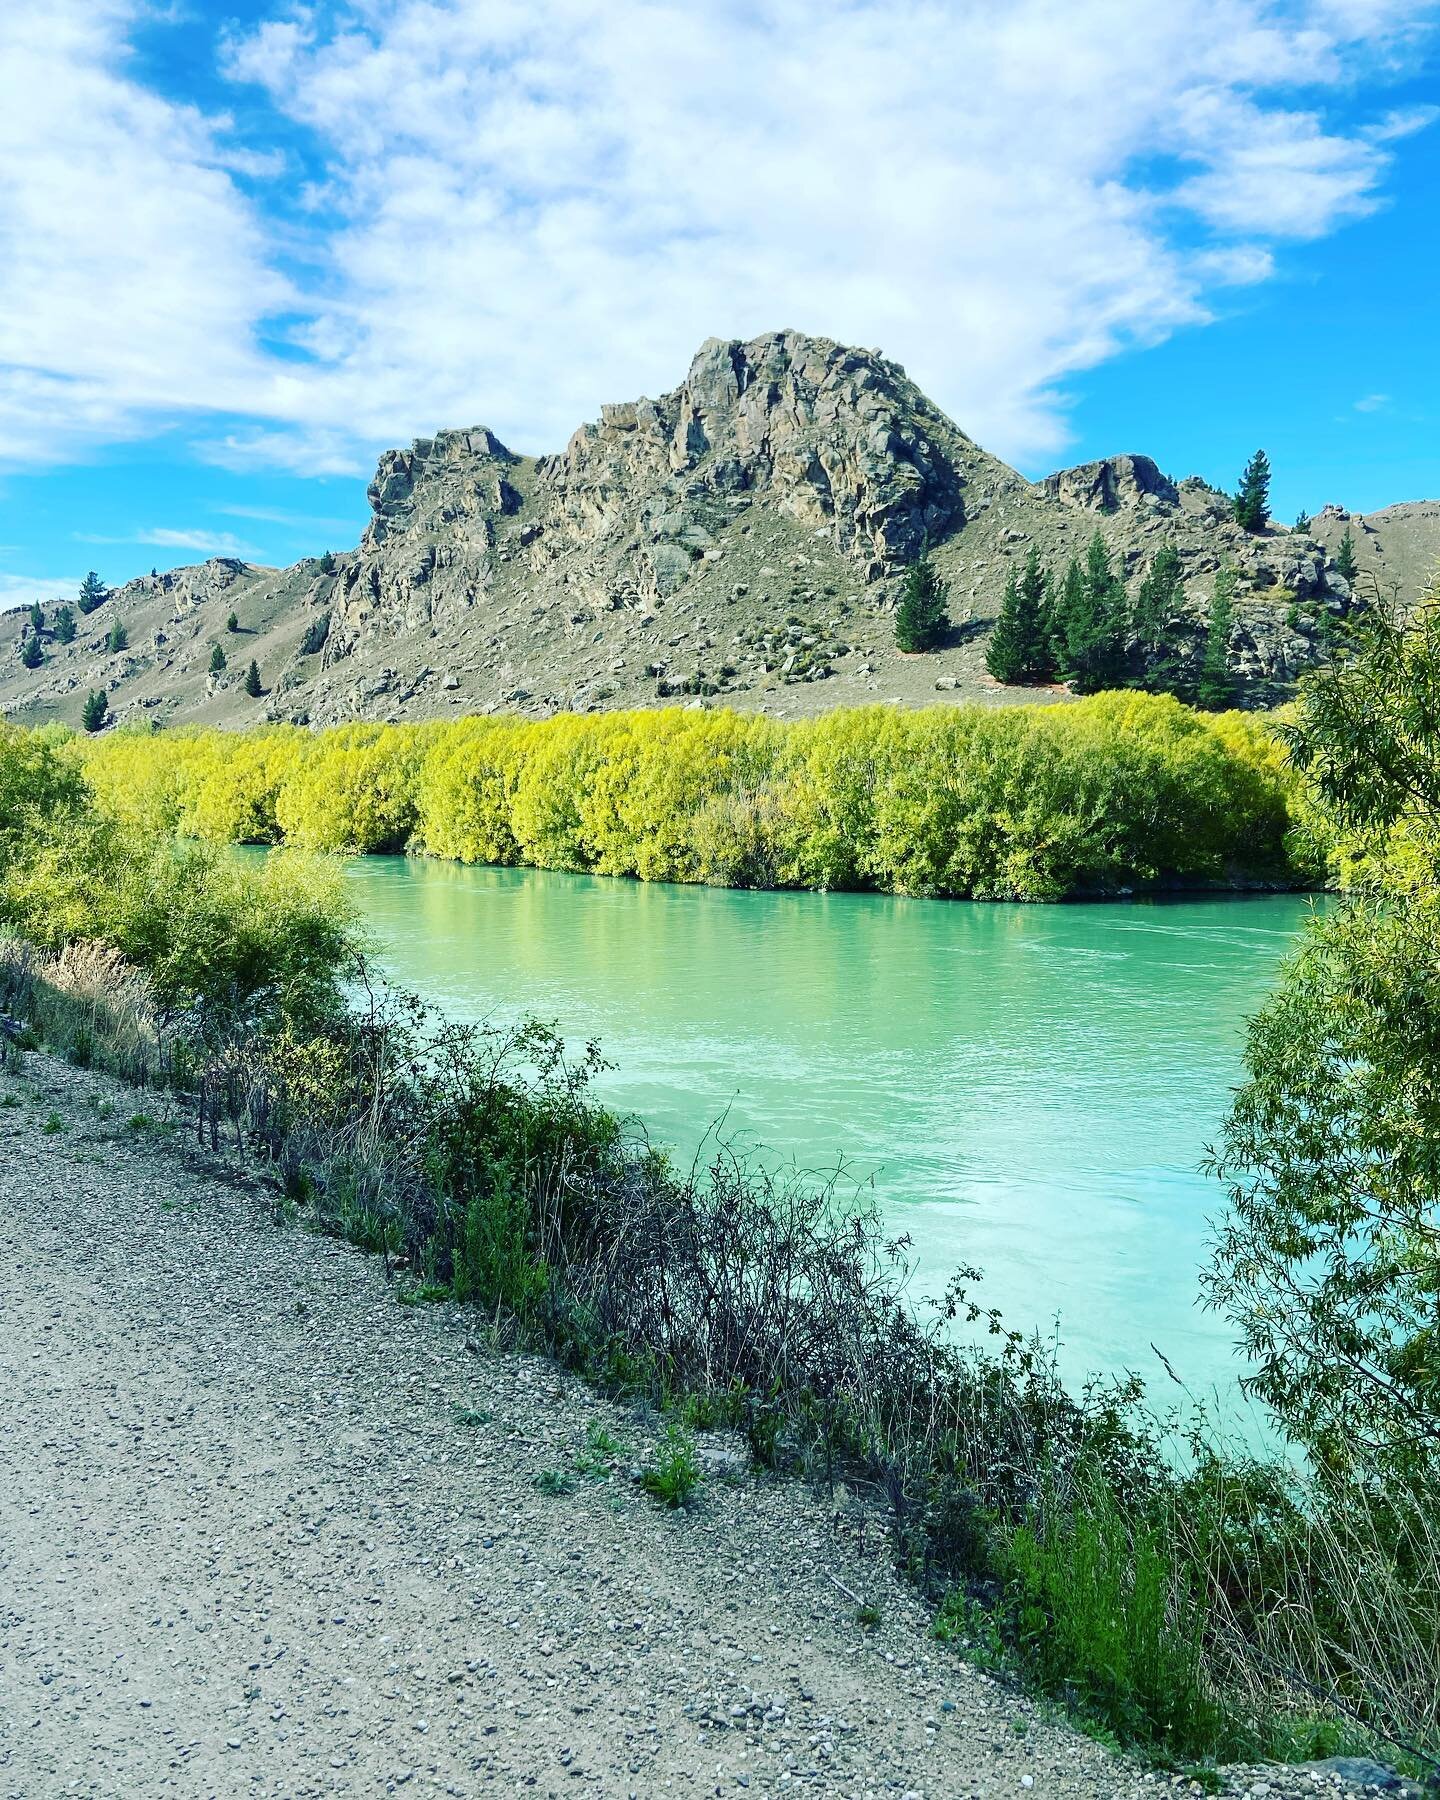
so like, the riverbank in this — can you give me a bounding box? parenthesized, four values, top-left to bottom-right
(0, 1045, 1416, 1800)
(75, 692, 1308, 901)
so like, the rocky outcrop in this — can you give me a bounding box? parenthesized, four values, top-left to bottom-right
(4, 329, 1438, 734)
(1042, 455, 1180, 514)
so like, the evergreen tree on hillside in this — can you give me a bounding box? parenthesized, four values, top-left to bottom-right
(81, 689, 108, 732)
(105, 618, 129, 653)
(20, 633, 43, 669)
(243, 659, 263, 697)
(54, 606, 76, 645)
(986, 548, 1054, 684)
(1232, 450, 1271, 533)
(1197, 567, 1237, 711)
(319, 551, 336, 575)
(28, 601, 44, 632)
(226, 611, 240, 633)
(209, 644, 227, 674)
(1293, 510, 1312, 534)
(1132, 545, 1183, 653)
(894, 550, 950, 653)
(1335, 528, 1359, 585)
(77, 571, 109, 615)
(1056, 532, 1128, 693)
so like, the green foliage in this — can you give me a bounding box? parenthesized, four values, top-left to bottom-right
(67, 699, 1303, 900)
(28, 602, 44, 632)
(1054, 535, 1129, 694)
(1196, 568, 1236, 712)
(244, 659, 262, 697)
(1232, 450, 1271, 533)
(77, 571, 108, 615)
(1335, 528, 1359, 585)
(986, 549, 1054, 684)
(55, 606, 76, 645)
(894, 551, 950, 653)
(534, 1468, 575, 1496)
(319, 550, 336, 575)
(20, 634, 43, 669)
(1209, 585, 1440, 1480)
(1002, 1471, 1226, 1758)
(640, 1424, 701, 1507)
(81, 691, 108, 734)
(105, 619, 129, 654)
(1293, 511, 1312, 534)
(209, 644, 227, 674)
(226, 611, 239, 633)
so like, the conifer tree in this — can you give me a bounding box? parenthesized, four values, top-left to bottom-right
(319, 550, 336, 575)
(20, 633, 43, 669)
(28, 601, 44, 632)
(209, 644, 227, 674)
(1197, 567, 1237, 711)
(244, 659, 263, 697)
(81, 689, 108, 732)
(1293, 510, 1312, 534)
(894, 551, 950, 653)
(1232, 450, 1271, 532)
(1058, 532, 1128, 693)
(986, 547, 1053, 684)
(1335, 528, 1359, 585)
(77, 571, 109, 615)
(54, 606, 76, 645)
(105, 618, 129, 653)
(226, 611, 240, 633)
(1132, 545, 1183, 653)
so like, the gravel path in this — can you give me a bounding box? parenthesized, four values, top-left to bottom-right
(0, 1052, 1412, 1800)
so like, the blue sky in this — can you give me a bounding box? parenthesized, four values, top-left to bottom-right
(2, 0, 1437, 609)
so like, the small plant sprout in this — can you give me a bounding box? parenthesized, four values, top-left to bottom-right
(640, 1424, 701, 1509)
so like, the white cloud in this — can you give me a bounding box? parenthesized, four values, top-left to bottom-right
(72, 525, 262, 556)
(1354, 392, 1392, 410)
(0, 572, 85, 613)
(1, 0, 1435, 478)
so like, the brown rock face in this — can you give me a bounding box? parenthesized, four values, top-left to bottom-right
(1042, 455, 1180, 513)
(4, 328, 1438, 735)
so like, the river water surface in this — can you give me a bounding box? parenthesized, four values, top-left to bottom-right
(346, 857, 1314, 1416)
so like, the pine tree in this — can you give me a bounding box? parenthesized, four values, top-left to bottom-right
(1131, 545, 1192, 696)
(55, 606, 76, 645)
(1335, 528, 1359, 585)
(226, 611, 240, 633)
(1232, 450, 1271, 533)
(894, 551, 950, 653)
(77, 571, 109, 615)
(1197, 567, 1237, 711)
(209, 644, 227, 674)
(1293, 510, 1312, 535)
(28, 601, 44, 632)
(1132, 545, 1182, 653)
(244, 659, 263, 697)
(1058, 532, 1128, 693)
(319, 550, 336, 575)
(20, 633, 43, 669)
(106, 618, 129, 653)
(986, 548, 1052, 684)
(81, 689, 108, 732)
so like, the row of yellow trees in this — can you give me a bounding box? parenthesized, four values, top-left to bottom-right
(73, 693, 1304, 900)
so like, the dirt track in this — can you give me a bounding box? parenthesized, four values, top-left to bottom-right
(0, 1051, 1399, 1799)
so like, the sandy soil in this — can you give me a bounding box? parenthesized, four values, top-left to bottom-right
(0, 1051, 1412, 1799)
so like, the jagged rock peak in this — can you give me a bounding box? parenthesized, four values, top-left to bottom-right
(536, 329, 1025, 568)
(1042, 454, 1180, 514)
(365, 427, 519, 548)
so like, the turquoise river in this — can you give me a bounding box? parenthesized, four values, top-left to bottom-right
(347, 857, 1315, 1418)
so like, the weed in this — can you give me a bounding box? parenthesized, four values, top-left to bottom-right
(42, 1110, 63, 1134)
(534, 1468, 574, 1497)
(641, 1425, 701, 1509)
(453, 1406, 491, 1428)
(397, 1280, 450, 1306)
(855, 1603, 882, 1630)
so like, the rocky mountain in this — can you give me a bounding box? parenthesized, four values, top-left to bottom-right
(3, 329, 1437, 732)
